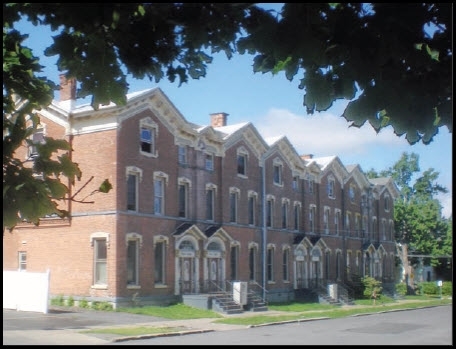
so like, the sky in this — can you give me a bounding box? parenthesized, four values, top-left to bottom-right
(14, 9, 453, 219)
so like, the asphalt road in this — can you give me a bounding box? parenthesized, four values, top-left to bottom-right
(3, 305, 453, 345)
(112, 306, 453, 346)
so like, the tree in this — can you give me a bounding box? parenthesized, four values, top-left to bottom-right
(3, 3, 452, 230)
(367, 152, 450, 286)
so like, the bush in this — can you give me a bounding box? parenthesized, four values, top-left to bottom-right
(442, 281, 452, 296)
(395, 282, 407, 296)
(50, 294, 65, 306)
(67, 296, 75, 307)
(92, 301, 113, 311)
(79, 299, 89, 308)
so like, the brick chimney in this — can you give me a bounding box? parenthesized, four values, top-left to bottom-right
(59, 73, 77, 110)
(301, 154, 314, 160)
(210, 112, 228, 127)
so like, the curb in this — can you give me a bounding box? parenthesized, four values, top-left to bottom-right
(111, 329, 215, 343)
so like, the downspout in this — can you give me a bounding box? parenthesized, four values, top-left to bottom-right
(261, 161, 267, 301)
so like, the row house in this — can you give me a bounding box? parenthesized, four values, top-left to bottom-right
(3, 76, 400, 308)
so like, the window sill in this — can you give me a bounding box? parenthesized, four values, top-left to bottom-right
(91, 284, 108, 290)
(127, 285, 141, 290)
(154, 284, 168, 289)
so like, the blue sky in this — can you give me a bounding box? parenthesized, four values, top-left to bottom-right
(15, 11, 453, 218)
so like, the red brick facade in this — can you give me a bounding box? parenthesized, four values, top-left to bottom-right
(3, 81, 400, 306)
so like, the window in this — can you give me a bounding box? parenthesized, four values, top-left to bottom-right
(267, 246, 274, 282)
(127, 173, 138, 211)
(206, 186, 215, 220)
(139, 118, 158, 156)
(154, 241, 166, 285)
(349, 185, 355, 202)
(327, 177, 335, 198)
(154, 177, 165, 215)
(389, 220, 394, 241)
(335, 210, 341, 235)
(382, 219, 387, 240)
(28, 127, 45, 159)
(307, 174, 314, 194)
(18, 251, 27, 271)
(229, 188, 239, 223)
(205, 153, 214, 171)
(355, 213, 363, 237)
(281, 200, 289, 229)
(94, 239, 107, 285)
(292, 176, 299, 191)
(249, 245, 256, 281)
(273, 163, 282, 185)
(346, 212, 351, 235)
(293, 203, 300, 230)
(324, 208, 330, 234)
(141, 127, 154, 154)
(248, 194, 256, 225)
(266, 197, 274, 227)
(372, 217, 378, 240)
(282, 249, 289, 281)
(178, 145, 187, 165)
(178, 181, 189, 218)
(309, 206, 316, 232)
(384, 194, 390, 211)
(237, 153, 247, 176)
(230, 245, 239, 280)
(127, 239, 139, 286)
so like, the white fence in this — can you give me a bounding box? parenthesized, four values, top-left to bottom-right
(3, 270, 50, 313)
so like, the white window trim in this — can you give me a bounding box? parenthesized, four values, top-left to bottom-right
(139, 117, 158, 158)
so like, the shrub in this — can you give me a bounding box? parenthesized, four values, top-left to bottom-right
(442, 281, 452, 296)
(79, 299, 89, 308)
(92, 301, 113, 311)
(50, 294, 65, 306)
(395, 282, 407, 296)
(67, 296, 75, 307)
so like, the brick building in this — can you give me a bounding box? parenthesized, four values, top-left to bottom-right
(3, 77, 400, 308)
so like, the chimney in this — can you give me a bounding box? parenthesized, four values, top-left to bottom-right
(301, 154, 314, 160)
(59, 73, 77, 110)
(210, 112, 228, 127)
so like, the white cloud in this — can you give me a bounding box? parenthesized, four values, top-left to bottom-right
(256, 108, 406, 156)
(255, 107, 452, 219)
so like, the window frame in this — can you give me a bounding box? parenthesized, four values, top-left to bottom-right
(127, 238, 140, 286)
(126, 169, 141, 212)
(282, 248, 290, 282)
(18, 251, 27, 271)
(281, 199, 289, 229)
(205, 153, 214, 171)
(154, 240, 167, 285)
(93, 238, 107, 286)
(237, 151, 248, 177)
(139, 118, 158, 157)
(178, 145, 187, 165)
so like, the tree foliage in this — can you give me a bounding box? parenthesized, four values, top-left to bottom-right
(367, 152, 451, 282)
(3, 3, 452, 230)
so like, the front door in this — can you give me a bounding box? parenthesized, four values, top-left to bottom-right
(180, 257, 195, 294)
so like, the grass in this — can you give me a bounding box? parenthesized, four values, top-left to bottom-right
(80, 326, 188, 336)
(116, 302, 223, 319)
(80, 295, 452, 338)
